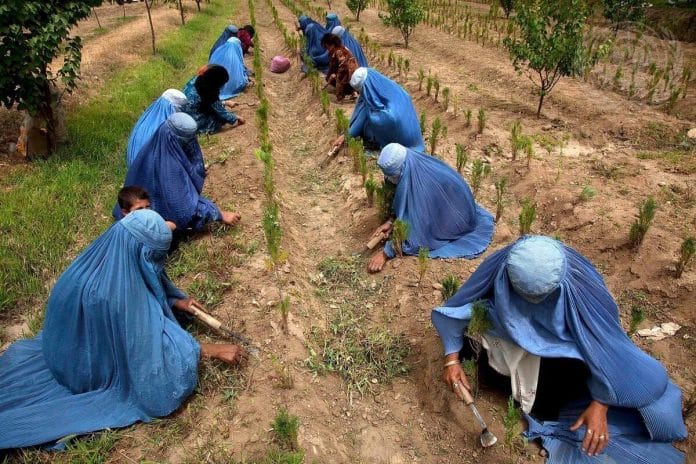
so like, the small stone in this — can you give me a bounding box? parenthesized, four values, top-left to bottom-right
(432, 283, 443, 290)
(371, 378, 378, 384)
(687, 128, 696, 140)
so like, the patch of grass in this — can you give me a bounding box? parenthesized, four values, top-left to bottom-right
(271, 407, 300, 451)
(636, 149, 696, 174)
(16, 430, 120, 463)
(0, 0, 237, 320)
(186, 271, 231, 309)
(441, 274, 461, 301)
(317, 256, 362, 288)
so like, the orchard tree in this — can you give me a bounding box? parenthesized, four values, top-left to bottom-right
(503, 0, 599, 116)
(0, 0, 101, 153)
(603, 0, 648, 31)
(347, 0, 369, 21)
(501, 0, 515, 18)
(380, 0, 425, 48)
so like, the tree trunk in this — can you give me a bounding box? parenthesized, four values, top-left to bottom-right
(92, 7, 102, 28)
(195, 0, 201, 11)
(144, 0, 156, 53)
(178, 0, 186, 25)
(536, 91, 545, 117)
(356, 9, 360, 21)
(403, 32, 409, 48)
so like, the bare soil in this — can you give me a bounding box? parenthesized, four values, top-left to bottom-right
(2, 0, 695, 462)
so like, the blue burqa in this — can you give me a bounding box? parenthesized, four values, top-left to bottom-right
(332, 26, 369, 67)
(298, 14, 322, 32)
(0, 209, 200, 449)
(209, 37, 249, 100)
(432, 236, 687, 463)
(125, 89, 187, 168)
(325, 12, 341, 31)
(209, 24, 238, 59)
(378, 144, 494, 259)
(113, 113, 222, 231)
(348, 68, 424, 151)
(302, 23, 329, 73)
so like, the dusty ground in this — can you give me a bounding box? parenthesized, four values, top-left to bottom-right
(2, 0, 696, 462)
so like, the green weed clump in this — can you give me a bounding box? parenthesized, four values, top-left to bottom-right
(467, 300, 492, 337)
(470, 159, 491, 199)
(441, 274, 461, 301)
(391, 219, 410, 256)
(335, 108, 349, 135)
(417, 247, 429, 282)
(579, 185, 596, 202)
(364, 175, 377, 207)
(455, 143, 469, 173)
(494, 177, 508, 222)
(676, 237, 695, 278)
(430, 116, 443, 155)
(518, 198, 536, 236)
(271, 407, 300, 451)
(628, 197, 657, 249)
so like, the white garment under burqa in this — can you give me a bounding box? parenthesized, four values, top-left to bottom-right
(481, 334, 540, 413)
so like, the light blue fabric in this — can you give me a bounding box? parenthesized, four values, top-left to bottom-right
(325, 12, 340, 31)
(209, 37, 249, 100)
(0, 210, 200, 449)
(378, 144, 494, 259)
(209, 24, 238, 59)
(348, 68, 424, 151)
(332, 26, 369, 67)
(431, 235, 687, 461)
(113, 113, 222, 231)
(302, 23, 330, 73)
(126, 89, 187, 168)
(507, 236, 565, 304)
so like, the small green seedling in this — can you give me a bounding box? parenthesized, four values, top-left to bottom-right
(335, 108, 349, 135)
(455, 143, 469, 174)
(391, 219, 410, 257)
(419, 111, 427, 135)
(470, 158, 491, 199)
(364, 175, 377, 207)
(494, 177, 508, 222)
(477, 108, 487, 134)
(628, 197, 657, 249)
(417, 68, 425, 90)
(278, 295, 290, 334)
(510, 120, 522, 160)
(417, 247, 429, 282)
(579, 185, 596, 201)
(467, 300, 492, 337)
(676, 237, 695, 278)
(627, 304, 644, 336)
(518, 198, 536, 236)
(271, 407, 300, 451)
(465, 109, 472, 127)
(430, 117, 443, 155)
(442, 87, 450, 110)
(441, 274, 461, 301)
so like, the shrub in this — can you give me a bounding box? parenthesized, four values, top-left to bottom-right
(380, 0, 424, 48)
(509, 120, 522, 160)
(347, 0, 368, 20)
(320, 90, 331, 116)
(503, 396, 522, 447)
(376, 181, 396, 222)
(603, 0, 647, 31)
(628, 197, 656, 249)
(347, 136, 364, 173)
(518, 198, 536, 236)
(391, 219, 410, 256)
(441, 274, 461, 301)
(676, 237, 695, 278)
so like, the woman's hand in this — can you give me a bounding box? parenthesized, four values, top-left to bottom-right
(570, 400, 609, 456)
(332, 134, 345, 149)
(372, 221, 393, 238)
(200, 343, 248, 365)
(221, 211, 241, 226)
(235, 117, 246, 126)
(442, 353, 470, 401)
(173, 297, 202, 314)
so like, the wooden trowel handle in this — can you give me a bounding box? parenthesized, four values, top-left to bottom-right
(454, 382, 475, 405)
(367, 232, 387, 250)
(189, 303, 223, 331)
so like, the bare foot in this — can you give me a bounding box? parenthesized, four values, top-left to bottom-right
(221, 211, 241, 226)
(200, 343, 247, 365)
(368, 250, 389, 273)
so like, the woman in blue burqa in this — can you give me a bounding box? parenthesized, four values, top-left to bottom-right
(182, 64, 246, 134)
(0, 209, 246, 449)
(432, 235, 687, 463)
(209, 37, 250, 100)
(325, 12, 341, 31)
(113, 112, 241, 232)
(209, 24, 238, 59)
(125, 88, 187, 168)
(331, 25, 368, 67)
(298, 17, 329, 74)
(332, 68, 424, 153)
(367, 143, 494, 273)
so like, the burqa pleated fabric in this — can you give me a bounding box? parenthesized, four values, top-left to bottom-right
(113, 113, 222, 231)
(209, 37, 249, 100)
(125, 89, 187, 168)
(298, 14, 322, 32)
(431, 236, 687, 463)
(348, 68, 425, 151)
(378, 144, 494, 259)
(0, 210, 200, 449)
(325, 12, 341, 31)
(209, 24, 238, 59)
(332, 26, 369, 67)
(302, 23, 330, 73)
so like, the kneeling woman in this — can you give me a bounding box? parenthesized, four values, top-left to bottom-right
(0, 209, 245, 449)
(432, 235, 687, 462)
(368, 143, 494, 272)
(209, 37, 250, 100)
(182, 64, 245, 134)
(114, 112, 241, 232)
(333, 68, 424, 152)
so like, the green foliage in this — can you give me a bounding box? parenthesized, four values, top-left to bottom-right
(335, 108, 349, 135)
(518, 198, 537, 236)
(391, 219, 410, 256)
(510, 120, 522, 160)
(470, 159, 491, 199)
(417, 247, 429, 282)
(579, 185, 597, 201)
(441, 274, 461, 301)
(347, 0, 369, 20)
(419, 111, 427, 135)
(433, 77, 441, 101)
(380, 0, 425, 47)
(503, 396, 523, 447)
(676, 237, 695, 278)
(455, 143, 469, 173)
(347, 136, 365, 173)
(278, 296, 290, 334)
(426, 75, 433, 95)
(263, 201, 285, 265)
(503, 0, 599, 116)
(442, 87, 450, 110)
(417, 67, 425, 90)
(271, 407, 300, 451)
(358, 151, 368, 182)
(376, 181, 396, 222)
(628, 196, 657, 248)
(494, 177, 508, 222)
(603, 0, 647, 29)
(430, 116, 443, 155)
(320, 89, 331, 116)
(477, 108, 486, 134)
(364, 175, 378, 207)
(465, 109, 472, 127)
(628, 304, 645, 336)
(519, 135, 534, 168)
(467, 300, 492, 337)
